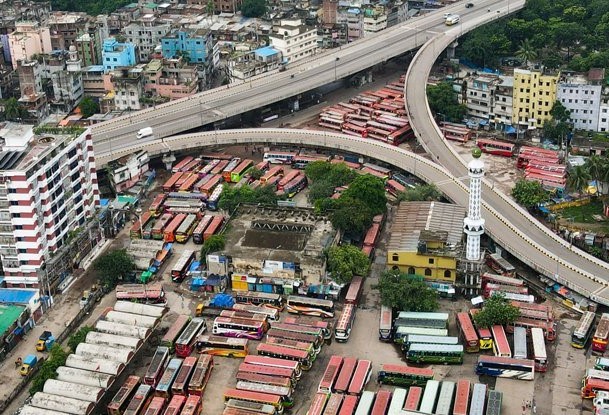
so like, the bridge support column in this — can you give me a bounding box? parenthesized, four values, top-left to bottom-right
(446, 41, 458, 59)
(162, 152, 176, 170)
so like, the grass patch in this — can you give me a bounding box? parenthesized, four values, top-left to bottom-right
(556, 199, 604, 223)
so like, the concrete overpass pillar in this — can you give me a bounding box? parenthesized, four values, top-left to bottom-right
(162, 153, 176, 170)
(446, 41, 458, 59)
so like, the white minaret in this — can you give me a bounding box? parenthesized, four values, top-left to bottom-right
(463, 148, 486, 261)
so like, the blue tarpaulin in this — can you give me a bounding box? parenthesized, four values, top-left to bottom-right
(505, 126, 516, 134)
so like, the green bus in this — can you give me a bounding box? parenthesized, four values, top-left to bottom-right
(405, 343, 464, 364)
(377, 364, 434, 387)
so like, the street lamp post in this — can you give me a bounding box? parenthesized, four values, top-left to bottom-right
(135, 207, 143, 239)
(334, 57, 340, 81)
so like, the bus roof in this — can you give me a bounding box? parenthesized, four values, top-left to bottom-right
(238, 363, 295, 379)
(256, 343, 309, 359)
(397, 311, 449, 320)
(452, 379, 470, 415)
(595, 313, 609, 340)
(405, 335, 459, 345)
(223, 388, 282, 405)
(379, 364, 434, 377)
(347, 359, 371, 395)
(345, 276, 364, 304)
(176, 318, 205, 345)
(408, 344, 464, 353)
(575, 311, 596, 337)
(380, 305, 392, 331)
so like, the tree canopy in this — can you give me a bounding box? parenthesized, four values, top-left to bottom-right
(218, 184, 279, 213)
(241, 0, 266, 17)
(79, 97, 100, 118)
(472, 294, 521, 328)
(398, 184, 443, 202)
(375, 270, 439, 312)
(427, 82, 467, 123)
(37, 0, 133, 15)
(29, 344, 68, 395)
(340, 174, 387, 215)
(511, 179, 549, 208)
(67, 326, 94, 353)
(200, 235, 226, 264)
(93, 248, 135, 289)
(325, 245, 370, 284)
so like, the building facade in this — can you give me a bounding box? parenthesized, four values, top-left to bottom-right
(102, 37, 136, 73)
(465, 73, 501, 122)
(75, 32, 101, 66)
(512, 68, 559, 129)
(557, 73, 602, 132)
(143, 58, 199, 100)
(124, 18, 171, 62)
(491, 76, 514, 130)
(110, 66, 144, 111)
(269, 19, 318, 64)
(161, 29, 214, 65)
(0, 124, 99, 288)
(363, 6, 388, 35)
(7, 22, 53, 68)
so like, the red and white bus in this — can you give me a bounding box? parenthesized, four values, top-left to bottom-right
(238, 363, 297, 385)
(149, 194, 167, 216)
(116, 283, 166, 305)
(223, 389, 284, 414)
(175, 317, 206, 358)
(452, 379, 471, 415)
(212, 316, 265, 340)
(171, 356, 197, 396)
(178, 173, 200, 192)
(371, 390, 392, 415)
(266, 337, 315, 360)
(531, 327, 548, 372)
(235, 382, 293, 408)
(277, 170, 301, 191)
(379, 305, 393, 342)
(308, 393, 329, 415)
(162, 213, 186, 243)
(333, 357, 357, 394)
(483, 282, 529, 298)
(347, 359, 372, 396)
(484, 254, 516, 277)
(345, 276, 364, 305)
(200, 174, 224, 198)
(210, 160, 229, 175)
(260, 166, 284, 183)
(220, 310, 269, 327)
(476, 138, 516, 157)
(144, 397, 166, 415)
(236, 371, 293, 390)
(491, 325, 512, 357)
(163, 395, 186, 415)
(172, 156, 194, 173)
(322, 393, 343, 415)
(243, 355, 302, 379)
(456, 312, 480, 353)
(124, 384, 153, 415)
(403, 386, 423, 411)
(281, 317, 331, 341)
(192, 214, 213, 244)
(163, 172, 184, 193)
(481, 272, 523, 287)
(593, 313, 609, 354)
(342, 122, 368, 137)
(170, 249, 196, 282)
(181, 395, 201, 415)
(267, 329, 322, 353)
(151, 213, 173, 240)
(187, 355, 213, 396)
(144, 347, 169, 386)
(385, 179, 406, 197)
(318, 355, 343, 394)
(233, 303, 280, 321)
(286, 296, 335, 319)
(335, 304, 356, 343)
(108, 375, 140, 415)
(256, 343, 312, 370)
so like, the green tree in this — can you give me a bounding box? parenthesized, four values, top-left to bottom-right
(568, 165, 591, 193)
(325, 245, 370, 284)
(200, 234, 226, 264)
(308, 180, 336, 203)
(29, 344, 68, 395)
(248, 168, 264, 181)
(586, 155, 605, 195)
(218, 184, 279, 213)
(240, 0, 266, 17)
(305, 161, 356, 186)
(375, 270, 439, 312)
(398, 184, 442, 202)
(511, 179, 549, 208)
(550, 101, 571, 123)
(79, 96, 99, 118)
(2, 97, 27, 121)
(472, 294, 521, 328)
(516, 39, 538, 66)
(93, 248, 135, 289)
(427, 82, 467, 123)
(329, 198, 373, 235)
(340, 174, 387, 215)
(67, 326, 94, 353)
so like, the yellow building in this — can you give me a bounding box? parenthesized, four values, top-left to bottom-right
(386, 201, 465, 283)
(512, 68, 559, 129)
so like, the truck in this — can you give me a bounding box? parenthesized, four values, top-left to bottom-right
(137, 127, 154, 139)
(36, 331, 55, 352)
(20, 354, 37, 376)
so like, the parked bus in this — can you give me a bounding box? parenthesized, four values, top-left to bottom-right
(170, 249, 196, 282)
(192, 215, 213, 244)
(212, 317, 265, 340)
(370, 390, 391, 415)
(401, 335, 459, 353)
(156, 358, 182, 398)
(377, 364, 434, 387)
(144, 347, 169, 386)
(196, 334, 249, 357)
(181, 395, 201, 415)
(419, 380, 440, 414)
(509, 317, 554, 340)
(224, 399, 276, 415)
(393, 327, 449, 344)
(236, 372, 293, 390)
(236, 381, 294, 408)
(207, 185, 224, 211)
(593, 313, 609, 354)
(347, 359, 372, 396)
(581, 377, 609, 399)
(231, 159, 254, 183)
(220, 310, 269, 329)
(476, 138, 516, 157)
(435, 381, 456, 415)
(287, 295, 335, 318)
(335, 304, 356, 343)
(355, 391, 375, 415)
(338, 395, 359, 415)
(530, 328, 547, 373)
(277, 170, 301, 191)
(596, 357, 609, 372)
(283, 174, 308, 198)
(108, 375, 140, 415)
(404, 386, 423, 411)
(234, 291, 284, 310)
(260, 166, 284, 184)
(456, 312, 479, 353)
(124, 384, 153, 415)
(319, 355, 343, 394)
(572, 311, 596, 348)
(256, 343, 312, 370)
(264, 151, 297, 165)
(187, 355, 213, 396)
(406, 344, 464, 365)
(292, 155, 330, 169)
(239, 362, 297, 385)
(469, 309, 493, 350)
(469, 383, 487, 415)
(379, 305, 393, 342)
(485, 390, 503, 415)
(151, 213, 173, 240)
(131, 211, 154, 239)
(267, 329, 322, 354)
(149, 194, 167, 216)
(269, 323, 324, 343)
(394, 311, 449, 329)
(176, 317, 207, 358)
(163, 213, 186, 243)
(385, 179, 406, 197)
(308, 393, 329, 415)
(476, 355, 535, 380)
(281, 317, 331, 341)
(115, 283, 166, 305)
(171, 356, 196, 396)
(267, 337, 316, 361)
(513, 326, 528, 359)
(491, 325, 511, 357)
(175, 214, 197, 243)
(163, 395, 186, 415)
(387, 388, 407, 415)
(202, 214, 224, 241)
(334, 357, 358, 394)
(323, 393, 344, 415)
(345, 276, 364, 305)
(452, 379, 471, 415)
(223, 388, 284, 414)
(233, 303, 280, 321)
(163, 172, 183, 192)
(243, 355, 302, 379)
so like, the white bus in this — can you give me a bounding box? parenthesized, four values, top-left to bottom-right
(354, 391, 375, 415)
(531, 327, 547, 372)
(286, 296, 334, 318)
(263, 151, 297, 165)
(435, 381, 455, 415)
(419, 379, 440, 413)
(388, 388, 408, 415)
(513, 326, 528, 360)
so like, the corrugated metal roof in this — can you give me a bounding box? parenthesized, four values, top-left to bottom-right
(0, 288, 37, 304)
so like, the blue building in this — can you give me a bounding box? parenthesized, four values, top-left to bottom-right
(161, 30, 212, 64)
(102, 38, 136, 73)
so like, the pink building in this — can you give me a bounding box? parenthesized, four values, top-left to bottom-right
(144, 58, 199, 100)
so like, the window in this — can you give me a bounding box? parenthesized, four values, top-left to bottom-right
(428, 258, 435, 264)
(444, 270, 451, 279)
(424, 268, 432, 276)
(408, 267, 415, 274)
(392, 253, 399, 261)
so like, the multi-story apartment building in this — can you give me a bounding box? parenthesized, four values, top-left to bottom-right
(7, 22, 53, 68)
(557, 71, 603, 132)
(337, 8, 364, 42)
(109, 3, 141, 32)
(363, 6, 388, 35)
(81, 65, 106, 98)
(491, 76, 514, 130)
(47, 12, 90, 51)
(124, 17, 171, 62)
(16, 59, 48, 122)
(600, 90, 609, 133)
(322, 0, 339, 24)
(110, 66, 144, 111)
(212, 0, 244, 13)
(269, 19, 318, 64)
(0, 123, 99, 288)
(161, 29, 214, 64)
(465, 73, 502, 122)
(50, 47, 84, 111)
(75, 32, 101, 66)
(144, 58, 198, 100)
(512, 68, 559, 129)
(102, 38, 136, 73)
